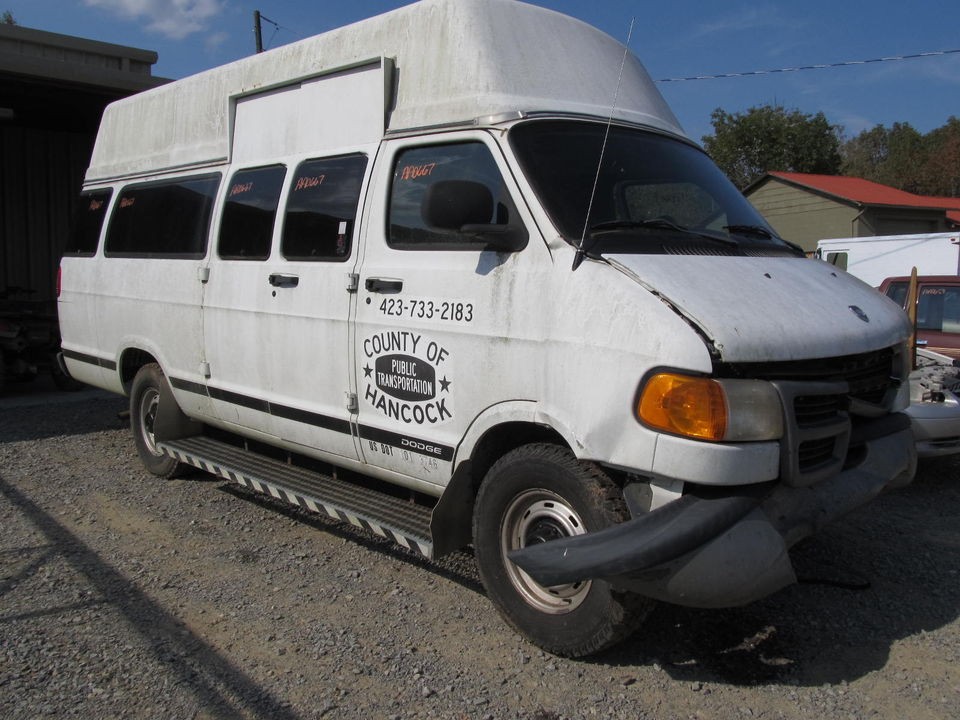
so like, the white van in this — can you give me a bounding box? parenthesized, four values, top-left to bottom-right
(59, 0, 916, 657)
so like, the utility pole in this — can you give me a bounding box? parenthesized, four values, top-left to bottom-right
(253, 10, 263, 53)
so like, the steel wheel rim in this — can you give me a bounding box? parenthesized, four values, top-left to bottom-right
(139, 388, 161, 456)
(501, 489, 591, 614)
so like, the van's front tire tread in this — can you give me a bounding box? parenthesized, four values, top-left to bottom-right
(472, 443, 653, 657)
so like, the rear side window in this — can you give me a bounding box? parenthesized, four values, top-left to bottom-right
(281, 154, 367, 261)
(824, 251, 848, 271)
(105, 175, 220, 258)
(64, 189, 112, 256)
(218, 165, 286, 260)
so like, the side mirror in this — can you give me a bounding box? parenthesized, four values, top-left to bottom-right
(421, 180, 526, 252)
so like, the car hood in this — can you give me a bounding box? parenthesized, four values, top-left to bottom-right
(606, 254, 910, 363)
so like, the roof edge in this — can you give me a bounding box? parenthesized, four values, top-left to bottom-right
(0, 22, 158, 63)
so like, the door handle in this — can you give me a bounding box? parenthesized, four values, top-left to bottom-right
(269, 273, 299, 288)
(365, 277, 403, 293)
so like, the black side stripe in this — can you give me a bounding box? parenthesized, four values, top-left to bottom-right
(168, 376, 452, 460)
(61, 349, 117, 371)
(207, 385, 271, 414)
(271, 403, 352, 434)
(168, 376, 206, 395)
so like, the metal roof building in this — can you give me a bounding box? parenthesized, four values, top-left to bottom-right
(0, 23, 167, 304)
(746, 171, 960, 254)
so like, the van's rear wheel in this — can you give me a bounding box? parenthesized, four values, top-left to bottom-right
(130, 363, 185, 478)
(472, 443, 653, 657)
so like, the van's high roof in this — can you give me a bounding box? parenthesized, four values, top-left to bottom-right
(86, 0, 684, 182)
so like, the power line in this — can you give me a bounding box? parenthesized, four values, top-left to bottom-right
(656, 48, 960, 83)
(260, 15, 304, 41)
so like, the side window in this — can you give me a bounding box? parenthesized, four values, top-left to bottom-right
(884, 282, 908, 308)
(64, 189, 112, 256)
(218, 165, 286, 260)
(824, 251, 848, 271)
(388, 142, 525, 250)
(105, 175, 220, 258)
(281, 155, 367, 261)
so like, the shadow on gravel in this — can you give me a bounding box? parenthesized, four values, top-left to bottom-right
(219, 482, 485, 593)
(219, 460, 959, 688)
(0, 395, 128, 443)
(597, 458, 960, 687)
(0, 473, 300, 720)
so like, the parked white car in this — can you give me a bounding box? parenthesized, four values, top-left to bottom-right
(907, 348, 960, 458)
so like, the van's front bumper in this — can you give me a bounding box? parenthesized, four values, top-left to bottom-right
(508, 414, 916, 608)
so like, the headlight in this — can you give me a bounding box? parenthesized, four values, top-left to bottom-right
(637, 372, 784, 442)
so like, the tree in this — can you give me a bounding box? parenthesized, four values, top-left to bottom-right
(701, 104, 842, 189)
(921, 117, 960, 197)
(2, 10, 16, 25)
(840, 124, 889, 181)
(841, 118, 960, 197)
(882, 122, 926, 193)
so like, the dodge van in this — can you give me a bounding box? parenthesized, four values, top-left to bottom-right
(59, 0, 915, 657)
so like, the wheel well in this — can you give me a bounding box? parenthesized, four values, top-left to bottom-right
(430, 421, 570, 557)
(468, 422, 569, 495)
(119, 348, 158, 393)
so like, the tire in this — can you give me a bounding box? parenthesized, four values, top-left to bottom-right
(130, 363, 185, 478)
(472, 443, 654, 657)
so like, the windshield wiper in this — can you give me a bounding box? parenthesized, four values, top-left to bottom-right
(724, 224, 773, 238)
(725, 224, 806, 256)
(590, 218, 739, 247)
(573, 218, 742, 269)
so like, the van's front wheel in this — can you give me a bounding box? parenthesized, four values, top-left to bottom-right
(472, 443, 653, 657)
(130, 363, 184, 478)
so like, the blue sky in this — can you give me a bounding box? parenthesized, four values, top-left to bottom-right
(6, 0, 959, 143)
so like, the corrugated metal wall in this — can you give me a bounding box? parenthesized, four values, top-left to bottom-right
(1, 125, 92, 304)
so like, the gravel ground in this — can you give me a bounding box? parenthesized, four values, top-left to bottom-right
(1, 381, 959, 719)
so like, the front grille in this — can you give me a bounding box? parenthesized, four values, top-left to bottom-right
(722, 346, 898, 408)
(797, 437, 837, 471)
(841, 349, 896, 404)
(794, 394, 843, 426)
(720, 346, 902, 486)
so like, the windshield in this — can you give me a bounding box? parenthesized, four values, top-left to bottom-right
(509, 120, 797, 256)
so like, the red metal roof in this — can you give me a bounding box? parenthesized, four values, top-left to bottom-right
(768, 171, 960, 224)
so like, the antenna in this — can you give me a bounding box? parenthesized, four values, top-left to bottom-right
(573, 18, 635, 271)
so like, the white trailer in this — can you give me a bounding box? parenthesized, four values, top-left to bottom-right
(816, 232, 960, 287)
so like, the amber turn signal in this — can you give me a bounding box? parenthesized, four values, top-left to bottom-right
(638, 373, 727, 441)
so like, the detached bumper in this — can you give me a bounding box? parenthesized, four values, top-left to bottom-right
(508, 415, 916, 608)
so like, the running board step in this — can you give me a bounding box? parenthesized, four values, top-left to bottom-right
(157, 436, 434, 558)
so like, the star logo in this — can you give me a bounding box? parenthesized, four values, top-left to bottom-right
(439, 376, 451, 392)
(363, 364, 372, 378)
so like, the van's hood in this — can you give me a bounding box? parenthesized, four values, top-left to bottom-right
(607, 255, 910, 363)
